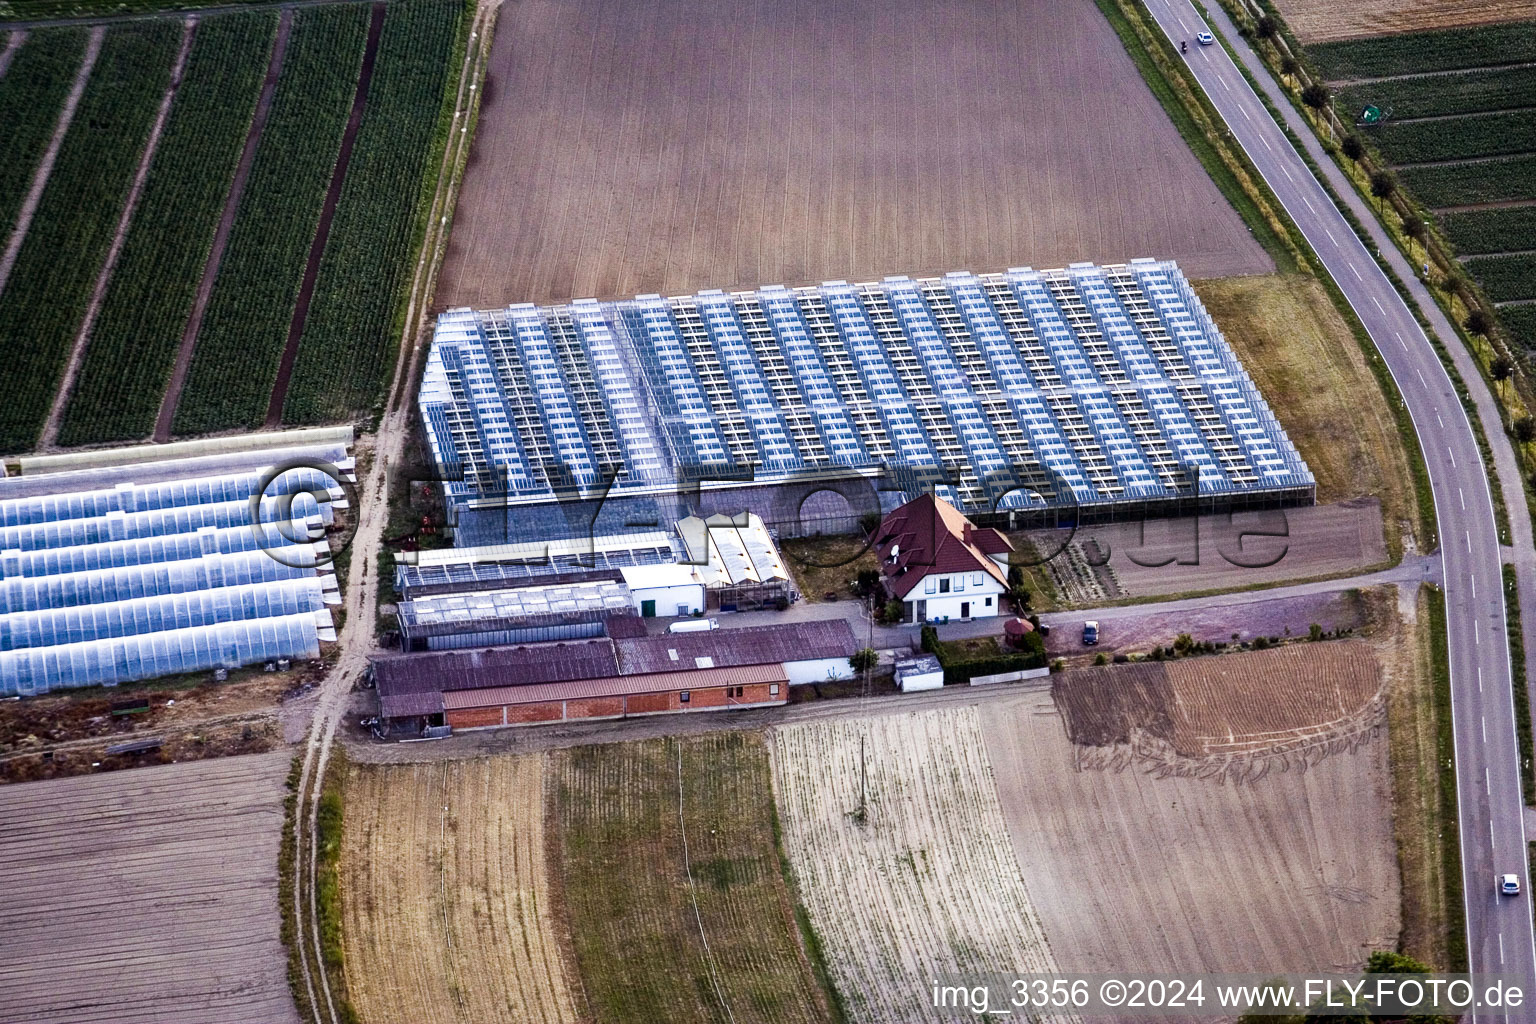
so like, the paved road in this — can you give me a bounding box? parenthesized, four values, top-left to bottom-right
(1144, 0, 1535, 1008)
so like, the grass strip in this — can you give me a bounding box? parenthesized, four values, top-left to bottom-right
(0, 21, 178, 454)
(171, 2, 366, 436)
(1426, 585, 1468, 971)
(1507, 563, 1535, 806)
(58, 10, 275, 446)
(282, 0, 464, 425)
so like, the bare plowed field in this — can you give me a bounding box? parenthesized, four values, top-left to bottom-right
(983, 689, 1399, 1015)
(437, 0, 1269, 308)
(339, 757, 580, 1024)
(0, 753, 298, 1024)
(552, 732, 833, 1024)
(770, 708, 1067, 1024)
(1270, 0, 1536, 43)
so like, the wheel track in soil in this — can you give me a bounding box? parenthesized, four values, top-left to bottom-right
(287, 4, 497, 1023)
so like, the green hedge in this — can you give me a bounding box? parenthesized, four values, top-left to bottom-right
(1465, 252, 1536, 304)
(920, 625, 1046, 683)
(0, 22, 179, 454)
(1440, 205, 1536, 256)
(171, 3, 367, 436)
(1398, 153, 1536, 208)
(59, 11, 276, 447)
(0, 28, 87, 241)
(1310, 21, 1536, 80)
(1336, 64, 1536, 122)
(281, 0, 464, 425)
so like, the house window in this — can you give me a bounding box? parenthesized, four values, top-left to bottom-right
(955, 576, 965, 592)
(680, 691, 690, 703)
(925, 577, 936, 594)
(972, 573, 983, 586)
(770, 684, 780, 697)
(939, 578, 950, 593)
(985, 596, 993, 607)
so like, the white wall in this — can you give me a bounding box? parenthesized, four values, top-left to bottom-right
(784, 656, 854, 685)
(631, 583, 705, 617)
(906, 570, 1004, 622)
(899, 668, 944, 692)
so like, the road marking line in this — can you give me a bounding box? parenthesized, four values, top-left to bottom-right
(1325, 226, 1335, 243)
(1468, 531, 1473, 554)
(1472, 572, 1476, 599)
(1460, 487, 1466, 509)
(1479, 665, 1484, 692)
(1418, 369, 1428, 387)
(1282, 164, 1293, 181)
(1351, 264, 1362, 280)
(1488, 767, 1492, 794)
(1219, 77, 1230, 92)
(1240, 105, 1251, 122)
(1448, 445, 1456, 468)
(1395, 331, 1407, 349)
(1260, 134, 1271, 151)
(1476, 619, 1481, 643)
(1373, 296, 1384, 313)
(1303, 195, 1316, 213)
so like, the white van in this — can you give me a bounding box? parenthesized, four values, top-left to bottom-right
(668, 618, 720, 634)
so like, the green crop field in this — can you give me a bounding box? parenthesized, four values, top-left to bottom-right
(1466, 253, 1536, 304)
(281, 0, 464, 425)
(1, 0, 275, 17)
(1337, 66, 1536, 123)
(0, 22, 178, 455)
(1441, 206, 1536, 256)
(1311, 22, 1536, 81)
(0, 28, 86, 244)
(1372, 110, 1536, 166)
(59, 11, 276, 448)
(171, 3, 367, 437)
(1503, 305, 1536, 350)
(1398, 154, 1536, 208)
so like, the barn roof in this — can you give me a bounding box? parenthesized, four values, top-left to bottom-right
(443, 661, 788, 709)
(614, 620, 857, 675)
(874, 493, 1012, 599)
(373, 639, 619, 718)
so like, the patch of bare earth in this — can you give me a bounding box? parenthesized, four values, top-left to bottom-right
(1271, 0, 1536, 43)
(437, 0, 1269, 308)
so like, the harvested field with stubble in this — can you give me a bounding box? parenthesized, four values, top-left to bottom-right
(437, 0, 1269, 309)
(770, 708, 1066, 1024)
(0, 753, 298, 1024)
(984, 685, 1399, 1012)
(339, 757, 580, 1024)
(552, 732, 834, 1024)
(1271, 0, 1536, 43)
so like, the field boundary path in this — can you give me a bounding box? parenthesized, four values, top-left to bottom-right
(1147, 0, 1536, 1008)
(153, 8, 291, 442)
(0, 24, 102, 297)
(38, 15, 195, 452)
(262, 0, 385, 429)
(286, 4, 497, 1022)
(0, 29, 23, 76)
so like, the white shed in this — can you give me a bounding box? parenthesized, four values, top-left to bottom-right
(895, 653, 944, 692)
(620, 563, 705, 618)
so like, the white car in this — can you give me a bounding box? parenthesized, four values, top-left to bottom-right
(1500, 873, 1521, 896)
(1197, 31, 1216, 46)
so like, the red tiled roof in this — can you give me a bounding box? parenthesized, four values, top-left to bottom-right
(443, 662, 788, 708)
(873, 494, 1012, 599)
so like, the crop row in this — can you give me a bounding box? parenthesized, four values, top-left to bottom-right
(171, 3, 368, 437)
(1503, 305, 1536, 351)
(2, 0, 271, 17)
(0, 23, 179, 455)
(1466, 253, 1536, 304)
(1398, 153, 1536, 208)
(281, 0, 465, 426)
(58, 12, 277, 448)
(1371, 109, 1536, 166)
(1441, 205, 1536, 256)
(1336, 64, 1536, 122)
(1310, 21, 1536, 81)
(0, 28, 87, 243)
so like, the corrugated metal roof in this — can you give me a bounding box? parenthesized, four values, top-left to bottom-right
(444, 661, 788, 708)
(373, 638, 619, 710)
(615, 620, 857, 675)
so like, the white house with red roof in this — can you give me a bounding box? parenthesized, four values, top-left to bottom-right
(873, 494, 1014, 623)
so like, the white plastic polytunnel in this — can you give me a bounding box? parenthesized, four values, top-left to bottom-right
(0, 612, 327, 694)
(0, 438, 350, 693)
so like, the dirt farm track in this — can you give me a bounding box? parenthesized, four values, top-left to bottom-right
(0, 753, 298, 1024)
(437, 0, 1272, 308)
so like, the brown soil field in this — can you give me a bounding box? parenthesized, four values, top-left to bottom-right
(1052, 641, 1384, 765)
(339, 757, 581, 1024)
(770, 708, 1066, 1024)
(0, 752, 299, 1023)
(982, 689, 1399, 1016)
(437, 0, 1270, 309)
(1194, 274, 1425, 554)
(552, 732, 834, 1024)
(1271, 0, 1536, 43)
